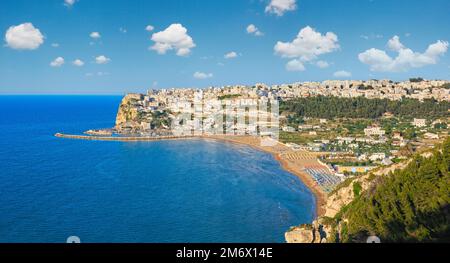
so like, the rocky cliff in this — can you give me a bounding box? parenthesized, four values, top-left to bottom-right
(115, 93, 143, 131)
(285, 155, 423, 243)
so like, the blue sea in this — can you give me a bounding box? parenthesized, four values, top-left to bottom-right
(0, 96, 315, 243)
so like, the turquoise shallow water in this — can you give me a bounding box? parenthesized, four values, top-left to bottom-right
(0, 96, 315, 243)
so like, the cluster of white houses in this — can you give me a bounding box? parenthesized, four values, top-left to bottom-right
(135, 79, 449, 134)
(145, 79, 449, 108)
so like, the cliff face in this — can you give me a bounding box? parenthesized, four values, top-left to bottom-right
(285, 154, 425, 243)
(115, 93, 143, 131)
(285, 220, 329, 243)
(285, 175, 372, 243)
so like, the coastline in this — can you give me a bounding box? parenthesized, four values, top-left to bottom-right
(205, 135, 327, 217)
(55, 133, 327, 217)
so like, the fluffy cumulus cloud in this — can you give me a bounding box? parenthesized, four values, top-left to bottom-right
(95, 55, 111, 64)
(193, 71, 213, 79)
(333, 70, 352, 78)
(150, 23, 195, 56)
(4, 23, 44, 50)
(145, 25, 154, 32)
(387, 35, 404, 52)
(50, 57, 65, 67)
(316, 60, 329, 68)
(286, 59, 305, 71)
(72, 59, 84, 67)
(224, 51, 238, 59)
(265, 0, 297, 16)
(359, 36, 449, 72)
(246, 24, 263, 36)
(274, 26, 339, 71)
(90, 32, 101, 39)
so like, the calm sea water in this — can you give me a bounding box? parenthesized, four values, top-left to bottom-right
(0, 96, 315, 243)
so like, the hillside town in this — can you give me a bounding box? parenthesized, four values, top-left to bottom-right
(144, 79, 449, 107)
(107, 78, 449, 194)
(114, 78, 449, 138)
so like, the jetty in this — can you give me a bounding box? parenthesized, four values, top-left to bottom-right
(54, 133, 199, 142)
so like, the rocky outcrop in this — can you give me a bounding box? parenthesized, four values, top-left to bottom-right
(285, 220, 329, 243)
(115, 93, 143, 131)
(285, 226, 315, 243)
(324, 175, 373, 218)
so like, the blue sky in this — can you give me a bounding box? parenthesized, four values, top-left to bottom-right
(1, 0, 449, 94)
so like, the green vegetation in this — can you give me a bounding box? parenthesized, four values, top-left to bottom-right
(434, 122, 448, 130)
(218, 94, 241, 100)
(328, 161, 373, 167)
(343, 119, 372, 135)
(329, 177, 355, 196)
(281, 96, 450, 120)
(286, 114, 304, 126)
(409, 77, 424, 82)
(150, 110, 171, 128)
(338, 137, 450, 242)
(279, 131, 314, 144)
(352, 182, 362, 197)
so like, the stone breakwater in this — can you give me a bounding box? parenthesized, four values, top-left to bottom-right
(54, 133, 198, 142)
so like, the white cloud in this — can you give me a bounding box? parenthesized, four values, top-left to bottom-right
(95, 55, 111, 64)
(90, 32, 101, 39)
(360, 35, 369, 40)
(64, 0, 76, 7)
(150, 23, 196, 56)
(274, 26, 339, 71)
(50, 57, 65, 67)
(359, 36, 449, 72)
(316, 60, 329, 68)
(246, 24, 263, 36)
(97, 72, 109, 76)
(4, 23, 44, 50)
(333, 70, 352, 78)
(193, 71, 213, 79)
(286, 59, 305, 71)
(145, 25, 154, 32)
(360, 34, 383, 40)
(387, 35, 404, 51)
(72, 59, 84, 67)
(265, 0, 297, 16)
(119, 27, 127, 33)
(51, 43, 59, 48)
(224, 51, 238, 59)
(86, 72, 109, 77)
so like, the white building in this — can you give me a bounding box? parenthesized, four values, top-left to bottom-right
(412, 118, 427, 128)
(424, 132, 439, 139)
(369, 153, 386, 162)
(364, 126, 386, 137)
(282, 126, 296, 132)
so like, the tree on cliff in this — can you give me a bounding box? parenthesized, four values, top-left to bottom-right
(338, 137, 450, 242)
